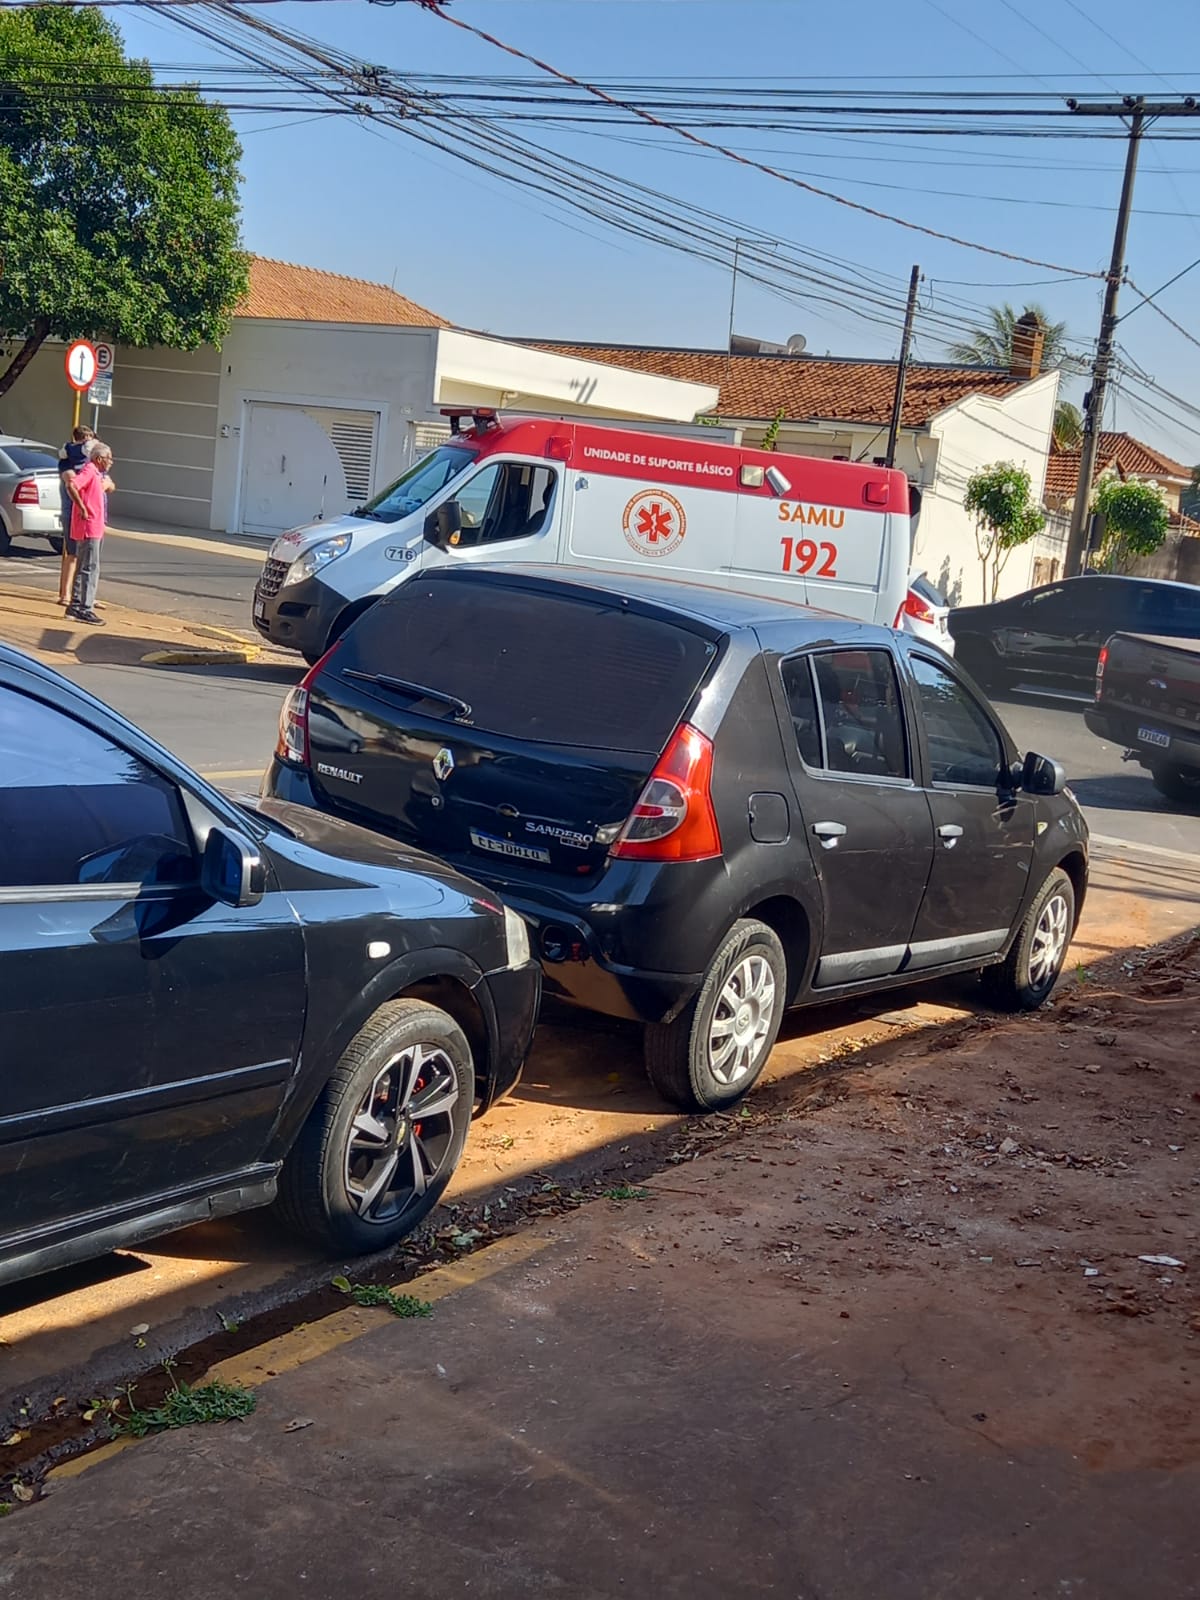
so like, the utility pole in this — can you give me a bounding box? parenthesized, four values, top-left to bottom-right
(885, 264, 921, 469)
(1063, 96, 1199, 576)
(727, 238, 742, 350)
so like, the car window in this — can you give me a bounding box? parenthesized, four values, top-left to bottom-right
(358, 443, 478, 523)
(779, 656, 822, 766)
(1023, 583, 1067, 612)
(910, 572, 946, 608)
(1, 444, 58, 472)
(450, 463, 557, 549)
(0, 687, 196, 890)
(910, 655, 1004, 789)
(346, 579, 717, 752)
(811, 649, 909, 780)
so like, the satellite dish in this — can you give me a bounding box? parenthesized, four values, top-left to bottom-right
(786, 334, 808, 355)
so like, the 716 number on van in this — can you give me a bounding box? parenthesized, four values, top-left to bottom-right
(779, 537, 838, 578)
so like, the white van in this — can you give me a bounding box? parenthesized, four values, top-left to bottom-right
(252, 409, 915, 664)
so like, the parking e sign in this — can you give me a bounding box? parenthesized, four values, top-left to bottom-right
(95, 342, 116, 375)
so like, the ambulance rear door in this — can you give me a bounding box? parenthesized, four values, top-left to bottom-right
(729, 461, 895, 624)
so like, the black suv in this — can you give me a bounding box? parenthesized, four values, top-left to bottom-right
(0, 644, 539, 1287)
(948, 573, 1200, 693)
(266, 566, 1089, 1113)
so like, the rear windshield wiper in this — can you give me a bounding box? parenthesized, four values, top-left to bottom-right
(342, 668, 472, 720)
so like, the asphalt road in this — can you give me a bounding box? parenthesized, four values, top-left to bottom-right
(4, 524, 1198, 852)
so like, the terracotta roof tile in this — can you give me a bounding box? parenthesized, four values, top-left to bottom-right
(1046, 431, 1191, 502)
(239, 256, 448, 328)
(527, 342, 1026, 427)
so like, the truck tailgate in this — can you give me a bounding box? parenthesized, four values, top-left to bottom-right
(1100, 631, 1200, 741)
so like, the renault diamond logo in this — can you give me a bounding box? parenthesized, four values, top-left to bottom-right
(433, 747, 455, 781)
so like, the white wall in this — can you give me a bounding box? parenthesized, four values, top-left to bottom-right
(914, 372, 1059, 607)
(213, 320, 440, 534)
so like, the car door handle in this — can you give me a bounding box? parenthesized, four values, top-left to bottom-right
(938, 823, 964, 849)
(812, 821, 847, 850)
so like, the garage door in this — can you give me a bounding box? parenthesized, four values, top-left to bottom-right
(240, 403, 379, 537)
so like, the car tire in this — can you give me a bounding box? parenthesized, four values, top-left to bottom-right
(1150, 761, 1200, 805)
(275, 998, 474, 1254)
(47, 533, 64, 555)
(0, 519, 11, 557)
(982, 867, 1075, 1013)
(644, 919, 787, 1113)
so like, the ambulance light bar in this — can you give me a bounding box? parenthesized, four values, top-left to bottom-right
(440, 407, 500, 437)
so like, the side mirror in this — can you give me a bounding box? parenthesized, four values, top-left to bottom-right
(201, 827, 266, 908)
(424, 499, 463, 551)
(1022, 751, 1068, 797)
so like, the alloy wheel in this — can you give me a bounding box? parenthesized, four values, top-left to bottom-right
(707, 954, 777, 1086)
(342, 1044, 460, 1224)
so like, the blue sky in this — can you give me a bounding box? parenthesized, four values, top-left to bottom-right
(119, 0, 1200, 462)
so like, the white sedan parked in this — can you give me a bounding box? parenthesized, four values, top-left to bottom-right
(899, 569, 954, 655)
(0, 436, 65, 556)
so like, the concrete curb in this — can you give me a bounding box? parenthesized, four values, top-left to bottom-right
(141, 648, 260, 667)
(185, 623, 260, 647)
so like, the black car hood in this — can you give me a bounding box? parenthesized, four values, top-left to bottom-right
(250, 793, 502, 907)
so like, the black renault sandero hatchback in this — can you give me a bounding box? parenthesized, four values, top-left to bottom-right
(265, 566, 1089, 1113)
(0, 643, 539, 1287)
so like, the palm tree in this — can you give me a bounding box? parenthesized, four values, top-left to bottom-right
(948, 302, 1084, 456)
(947, 303, 1073, 371)
(1051, 400, 1083, 450)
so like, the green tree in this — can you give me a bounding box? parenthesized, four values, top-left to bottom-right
(0, 5, 248, 397)
(964, 461, 1046, 602)
(1090, 474, 1169, 573)
(1051, 400, 1083, 450)
(946, 303, 1083, 454)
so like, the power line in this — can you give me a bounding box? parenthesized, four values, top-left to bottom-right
(415, 2, 1108, 276)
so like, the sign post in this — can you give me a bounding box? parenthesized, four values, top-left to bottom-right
(64, 341, 98, 430)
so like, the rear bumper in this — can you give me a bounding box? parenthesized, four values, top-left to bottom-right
(264, 757, 707, 1027)
(1085, 705, 1200, 770)
(253, 570, 348, 659)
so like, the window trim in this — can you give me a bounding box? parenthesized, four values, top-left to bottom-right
(909, 650, 1010, 794)
(779, 645, 916, 789)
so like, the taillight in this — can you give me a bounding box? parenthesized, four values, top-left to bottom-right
(610, 723, 722, 862)
(903, 590, 936, 625)
(275, 641, 341, 766)
(12, 479, 39, 506)
(1095, 644, 1108, 700)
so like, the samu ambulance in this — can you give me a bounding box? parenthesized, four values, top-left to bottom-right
(252, 409, 915, 664)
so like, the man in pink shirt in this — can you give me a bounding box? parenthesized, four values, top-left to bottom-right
(65, 442, 114, 625)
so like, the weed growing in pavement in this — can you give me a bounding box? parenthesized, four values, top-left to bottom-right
(331, 1277, 433, 1317)
(601, 1185, 652, 1202)
(1075, 962, 1093, 984)
(96, 1361, 256, 1438)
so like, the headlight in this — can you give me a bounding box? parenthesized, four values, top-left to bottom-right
(280, 532, 352, 588)
(503, 905, 531, 968)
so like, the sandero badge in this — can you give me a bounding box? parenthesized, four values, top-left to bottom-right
(433, 747, 455, 781)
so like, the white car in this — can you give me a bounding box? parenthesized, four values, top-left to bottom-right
(899, 569, 954, 655)
(0, 436, 65, 556)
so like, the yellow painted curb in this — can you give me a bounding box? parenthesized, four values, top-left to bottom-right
(44, 1226, 557, 1487)
(141, 648, 260, 667)
(186, 623, 260, 647)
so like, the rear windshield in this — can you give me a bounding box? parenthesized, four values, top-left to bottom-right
(343, 580, 717, 752)
(910, 571, 946, 607)
(1, 445, 58, 471)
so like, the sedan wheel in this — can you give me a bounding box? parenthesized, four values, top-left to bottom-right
(646, 918, 788, 1112)
(276, 999, 474, 1253)
(343, 1043, 461, 1224)
(983, 866, 1076, 1012)
(707, 954, 777, 1087)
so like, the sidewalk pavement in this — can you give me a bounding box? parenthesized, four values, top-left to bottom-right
(7, 945, 1198, 1599)
(0, 582, 283, 669)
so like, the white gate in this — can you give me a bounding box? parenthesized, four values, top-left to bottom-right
(240, 402, 380, 536)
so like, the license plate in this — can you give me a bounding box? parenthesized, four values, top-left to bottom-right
(938, 616, 949, 634)
(253, 596, 266, 622)
(1137, 725, 1171, 749)
(469, 829, 551, 864)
